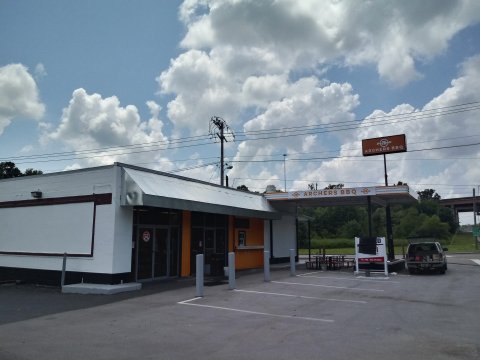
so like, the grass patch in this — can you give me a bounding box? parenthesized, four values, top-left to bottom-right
(445, 232, 480, 253)
(299, 233, 480, 256)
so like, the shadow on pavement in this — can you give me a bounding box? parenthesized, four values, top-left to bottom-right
(0, 278, 195, 325)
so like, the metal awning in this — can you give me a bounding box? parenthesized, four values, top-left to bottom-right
(120, 165, 279, 219)
(264, 186, 418, 212)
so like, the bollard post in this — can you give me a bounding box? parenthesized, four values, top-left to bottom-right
(196, 254, 204, 297)
(228, 252, 236, 290)
(264, 251, 270, 282)
(61, 252, 67, 287)
(289, 249, 295, 276)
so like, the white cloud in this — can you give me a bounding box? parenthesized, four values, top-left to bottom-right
(157, 0, 480, 152)
(33, 1, 480, 192)
(291, 55, 480, 197)
(177, 0, 480, 86)
(47, 89, 172, 169)
(158, 49, 244, 133)
(0, 64, 45, 135)
(227, 79, 360, 192)
(34, 63, 47, 79)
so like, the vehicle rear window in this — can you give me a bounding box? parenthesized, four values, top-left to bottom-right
(408, 243, 439, 254)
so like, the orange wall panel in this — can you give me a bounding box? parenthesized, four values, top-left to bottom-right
(235, 249, 263, 269)
(234, 217, 265, 270)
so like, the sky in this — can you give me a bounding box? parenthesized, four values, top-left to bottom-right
(1, 0, 480, 224)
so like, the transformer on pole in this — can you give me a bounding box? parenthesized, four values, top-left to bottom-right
(209, 116, 235, 186)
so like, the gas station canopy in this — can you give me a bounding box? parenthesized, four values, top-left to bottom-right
(264, 185, 418, 211)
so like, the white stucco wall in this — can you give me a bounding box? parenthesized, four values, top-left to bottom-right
(0, 166, 114, 202)
(0, 202, 94, 254)
(263, 220, 271, 253)
(271, 214, 297, 258)
(263, 216, 297, 259)
(0, 166, 124, 274)
(111, 166, 133, 273)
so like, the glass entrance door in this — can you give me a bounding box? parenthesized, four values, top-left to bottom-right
(154, 228, 168, 278)
(193, 228, 226, 276)
(190, 212, 227, 276)
(138, 227, 154, 280)
(137, 227, 179, 281)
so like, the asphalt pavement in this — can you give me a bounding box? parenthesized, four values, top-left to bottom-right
(1, 253, 480, 360)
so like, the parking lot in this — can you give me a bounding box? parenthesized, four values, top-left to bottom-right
(1, 254, 480, 360)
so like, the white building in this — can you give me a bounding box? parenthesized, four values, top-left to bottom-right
(0, 163, 296, 285)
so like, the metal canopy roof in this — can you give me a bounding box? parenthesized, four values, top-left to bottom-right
(264, 186, 418, 212)
(120, 165, 280, 219)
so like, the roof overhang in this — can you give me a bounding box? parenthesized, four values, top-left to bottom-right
(264, 186, 418, 212)
(120, 166, 280, 220)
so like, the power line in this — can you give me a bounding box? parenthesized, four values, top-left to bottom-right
(2, 101, 479, 164)
(237, 101, 480, 136)
(234, 105, 480, 142)
(228, 141, 480, 164)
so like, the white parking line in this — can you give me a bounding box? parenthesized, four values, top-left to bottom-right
(302, 271, 324, 276)
(470, 259, 480, 266)
(272, 280, 385, 292)
(178, 297, 334, 323)
(234, 289, 366, 304)
(298, 274, 399, 284)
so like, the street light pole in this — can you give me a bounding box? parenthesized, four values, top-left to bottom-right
(283, 154, 287, 192)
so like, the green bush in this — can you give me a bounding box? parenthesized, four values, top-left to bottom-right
(415, 215, 451, 240)
(339, 220, 363, 239)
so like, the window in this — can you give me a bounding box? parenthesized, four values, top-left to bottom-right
(238, 231, 246, 247)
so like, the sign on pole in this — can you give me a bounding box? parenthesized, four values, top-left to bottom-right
(355, 237, 388, 276)
(473, 226, 480, 237)
(362, 134, 407, 156)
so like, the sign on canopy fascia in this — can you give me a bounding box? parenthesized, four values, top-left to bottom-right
(362, 134, 407, 156)
(288, 187, 376, 200)
(355, 237, 388, 276)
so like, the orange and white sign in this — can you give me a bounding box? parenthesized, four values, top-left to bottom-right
(362, 134, 407, 156)
(355, 237, 388, 276)
(288, 187, 376, 199)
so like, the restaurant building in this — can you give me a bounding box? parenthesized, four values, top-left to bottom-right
(0, 163, 296, 285)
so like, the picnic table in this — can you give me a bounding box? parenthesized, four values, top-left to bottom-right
(305, 255, 355, 271)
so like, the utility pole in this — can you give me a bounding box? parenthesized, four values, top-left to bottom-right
(283, 154, 287, 192)
(209, 116, 235, 186)
(474, 188, 478, 250)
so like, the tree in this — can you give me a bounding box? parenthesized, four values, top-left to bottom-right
(339, 220, 363, 239)
(236, 184, 249, 192)
(0, 162, 22, 179)
(0, 162, 43, 179)
(438, 206, 459, 234)
(417, 188, 441, 201)
(416, 215, 451, 240)
(325, 184, 344, 189)
(24, 168, 43, 176)
(394, 207, 425, 238)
